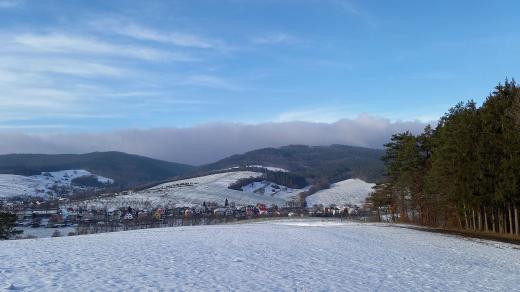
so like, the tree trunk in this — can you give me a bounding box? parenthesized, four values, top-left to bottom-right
(515, 206, 519, 236)
(472, 209, 476, 231)
(463, 204, 469, 230)
(492, 211, 496, 233)
(508, 205, 513, 235)
(484, 206, 488, 232)
(498, 209, 503, 234)
(478, 208, 482, 231)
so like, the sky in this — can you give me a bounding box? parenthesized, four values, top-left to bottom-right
(0, 0, 519, 163)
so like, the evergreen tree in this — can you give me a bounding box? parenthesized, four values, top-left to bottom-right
(368, 79, 520, 235)
(0, 212, 17, 240)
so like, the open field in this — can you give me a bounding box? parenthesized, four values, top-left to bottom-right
(1, 219, 519, 291)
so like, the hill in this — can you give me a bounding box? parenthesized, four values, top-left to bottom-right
(0, 152, 194, 188)
(201, 145, 385, 183)
(306, 179, 376, 207)
(75, 171, 295, 209)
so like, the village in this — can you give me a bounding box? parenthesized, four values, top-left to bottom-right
(0, 196, 369, 238)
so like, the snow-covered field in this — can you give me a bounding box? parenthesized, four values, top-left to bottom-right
(1, 219, 519, 291)
(78, 171, 289, 208)
(306, 178, 375, 207)
(0, 170, 113, 198)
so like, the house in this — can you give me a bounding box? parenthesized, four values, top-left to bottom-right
(213, 208, 228, 216)
(123, 212, 134, 221)
(225, 208, 234, 216)
(256, 204, 268, 215)
(108, 209, 122, 220)
(245, 205, 256, 216)
(49, 214, 64, 224)
(153, 209, 164, 221)
(137, 211, 150, 220)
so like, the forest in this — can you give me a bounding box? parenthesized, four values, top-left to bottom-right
(368, 80, 520, 237)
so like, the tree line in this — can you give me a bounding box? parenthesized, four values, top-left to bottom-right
(368, 80, 520, 237)
(229, 170, 307, 191)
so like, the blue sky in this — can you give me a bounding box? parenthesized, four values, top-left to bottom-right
(1, 0, 519, 132)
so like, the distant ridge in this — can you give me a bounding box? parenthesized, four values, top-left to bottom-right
(0, 144, 386, 190)
(0, 151, 195, 187)
(201, 144, 385, 183)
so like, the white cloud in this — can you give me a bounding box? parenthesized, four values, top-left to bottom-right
(330, 0, 378, 28)
(0, 116, 427, 165)
(0, 87, 77, 109)
(91, 19, 223, 49)
(182, 74, 238, 90)
(251, 32, 299, 45)
(276, 107, 354, 123)
(333, 0, 361, 16)
(0, 0, 22, 8)
(13, 33, 177, 61)
(0, 31, 199, 117)
(0, 57, 126, 77)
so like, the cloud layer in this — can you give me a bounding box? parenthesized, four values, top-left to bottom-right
(0, 115, 427, 165)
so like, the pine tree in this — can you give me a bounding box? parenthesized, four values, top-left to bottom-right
(0, 212, 17, 240)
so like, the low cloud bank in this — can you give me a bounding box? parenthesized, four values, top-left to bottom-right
(0, 115, 428, 165)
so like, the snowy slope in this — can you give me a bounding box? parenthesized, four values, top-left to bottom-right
(241, 180, 306, 201)
(1, 219, 519, 291)
(220, 165, 289, 173)
(0, 175, 41, 198)
(0, 170, 113, 198)
(79, 171, 288, 208)
(306, 178, 375, 207)
(246, 165, 288, 172)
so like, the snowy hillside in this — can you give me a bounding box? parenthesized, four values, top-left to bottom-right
(247, 165, 288, 172)
(79, 171, 290, 208)
(306, 178, 375, 207)
(241, 180, 306, 201)
(0, 170, 113, 198)
(1, 219, 519, 291)
(220, 165, 289, 173)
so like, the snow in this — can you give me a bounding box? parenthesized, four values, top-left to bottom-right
(78, 171, 289, 208)
(241, 180, 307, 201)
(17, 227, 76, 239)
(219, 165, 288, 172)
(0, 175, 41, 198)
(1, 219, 519, 291)
(306, 178, 375, 207)
(246, 165, 288, 172)
(0, 170, 113, 198)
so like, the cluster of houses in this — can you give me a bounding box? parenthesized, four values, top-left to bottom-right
(1, 199, 300, 228)
(1, 197, 370, 230)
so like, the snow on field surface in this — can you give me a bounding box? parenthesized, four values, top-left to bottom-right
(1, 219, 519, 291)
(306, 178, 375, 207)
(0, 170, 113, 198)
(79, 171, 287, 208)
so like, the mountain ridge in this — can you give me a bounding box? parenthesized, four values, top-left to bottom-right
(201, 144, 385, 183)
(0, 144, 386, 191)
(0, 151, 194, 187)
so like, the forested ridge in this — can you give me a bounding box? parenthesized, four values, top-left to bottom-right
(368, 80, 520, 237)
